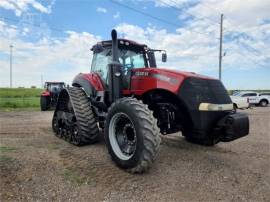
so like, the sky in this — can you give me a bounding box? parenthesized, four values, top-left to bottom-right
(0, 0, 269, 89)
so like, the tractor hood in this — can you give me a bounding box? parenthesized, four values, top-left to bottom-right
(127, 68, 228, 104)
(148, 67, 215, 80)
(132, 67, 217, 86)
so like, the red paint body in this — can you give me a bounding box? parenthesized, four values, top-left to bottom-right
(81, 67, 216, 95)
(41, 91, 50, 97)
(81, 73, 104, 91)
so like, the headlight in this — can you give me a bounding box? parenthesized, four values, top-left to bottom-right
(199, 103, 233, 111)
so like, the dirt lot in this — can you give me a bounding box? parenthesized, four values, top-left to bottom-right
(0, 107, 269, 201)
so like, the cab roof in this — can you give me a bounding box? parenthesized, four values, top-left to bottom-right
(91, 39, 148, 52)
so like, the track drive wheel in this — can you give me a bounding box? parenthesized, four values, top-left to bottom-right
(104, 97, 161, 173)
(52, 87, 99, 146)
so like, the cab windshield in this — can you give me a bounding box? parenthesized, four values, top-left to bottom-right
(91, 48, 147, 82)
(119, 49, 147, 73)
(46, 83, 64, 92)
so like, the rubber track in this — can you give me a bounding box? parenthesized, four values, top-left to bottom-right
(55, 87, 99, 145)
(106, 97, 161, 173)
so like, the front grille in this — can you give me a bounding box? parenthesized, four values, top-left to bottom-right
(178, 77, 231, 110)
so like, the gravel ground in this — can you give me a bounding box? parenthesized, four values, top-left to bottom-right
(0, 107, 269, 201)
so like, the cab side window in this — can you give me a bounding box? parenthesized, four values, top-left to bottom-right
(91, 49, 112, 83)
(242, 93, 257, 97)
(260, 93, 270, 96)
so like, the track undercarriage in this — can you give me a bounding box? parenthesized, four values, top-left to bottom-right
(52, 87, 99, 146)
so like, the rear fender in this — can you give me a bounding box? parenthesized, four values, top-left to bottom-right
(72, 73, 104, 96)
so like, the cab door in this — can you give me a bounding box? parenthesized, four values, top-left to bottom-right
(118, 50, 147, 90)
(91, 48, 112, 87)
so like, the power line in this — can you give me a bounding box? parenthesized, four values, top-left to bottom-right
(221, 20, 263, 57)
(1, 16, 66, 34)
(166, 0, 220, 26)
(109, 0, 219, 40)
(225, 46, 268, 68)
(222, 29, 265, 57)
(198, 2, 220, 13)
(173, 1, 266, 59)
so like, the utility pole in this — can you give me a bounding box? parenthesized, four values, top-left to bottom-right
(10, 44, 13, 88)
(219, 14, 223, 81)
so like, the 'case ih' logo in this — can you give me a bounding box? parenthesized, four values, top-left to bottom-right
(134, 71, 149, 76)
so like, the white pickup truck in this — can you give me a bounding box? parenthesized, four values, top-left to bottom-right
(230, 95, 249, 110)
(232, 91, 270, 107)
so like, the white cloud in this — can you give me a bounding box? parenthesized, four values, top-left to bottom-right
(115, 21, 269, 73)
(113, 12, 120, 19)
(187, 0, 270, 28)
(96, 7, 107, 13)
(152, 0, 270, 68)
(154, 0, 191, 8)
(0, 0, 269, 88)
(0, 20, 100, 87)
(0, 0, 54, 16)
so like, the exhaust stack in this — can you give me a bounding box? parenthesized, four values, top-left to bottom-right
(108, 29, 122, 103)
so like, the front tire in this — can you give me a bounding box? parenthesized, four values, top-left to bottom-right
(260, 100, 268, 107)
(233, 103, 237, 112)
(104, 97, 161, 173)
(40, 96, 49, 111)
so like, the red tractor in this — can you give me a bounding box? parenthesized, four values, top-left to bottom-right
(52, 30, 249, 173)
(40, 82, 65, 111)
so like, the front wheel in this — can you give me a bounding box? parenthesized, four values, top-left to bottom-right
(40, 96, 49, 111)
(233, 103, 237, 112)
(260, 100, 268, 107)
(104, 97, 161, 173)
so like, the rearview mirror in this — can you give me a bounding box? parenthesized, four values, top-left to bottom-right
(162, 52, 167, 62)
(92, 44, 104, 53)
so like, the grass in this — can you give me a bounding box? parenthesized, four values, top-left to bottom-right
(0, 155, 15, 164)
(0, 146, 17, 153)
(0, 97, 40, 108)
(0, 88, 42, 109)
(0, 88, 42, 98)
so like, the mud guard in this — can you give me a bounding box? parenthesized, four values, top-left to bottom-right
(72, 73, 97, 97)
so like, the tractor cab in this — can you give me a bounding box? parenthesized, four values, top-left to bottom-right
(40, 82, 65, 111)
(44, 82, 65, 94)
(90, 39, 166, 88)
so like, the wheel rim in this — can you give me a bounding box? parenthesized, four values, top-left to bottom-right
(109, 112, 137, 160)
(262, 101, 267, 106)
